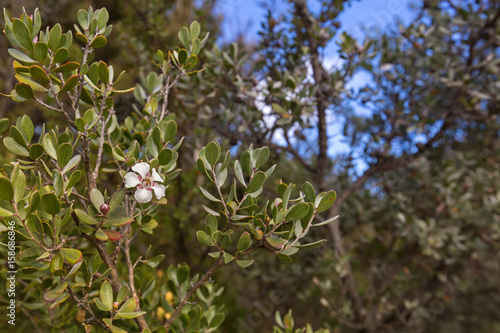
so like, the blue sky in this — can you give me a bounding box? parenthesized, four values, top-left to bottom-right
(216, 0, 418, 174)
(217, 0, 417, 43)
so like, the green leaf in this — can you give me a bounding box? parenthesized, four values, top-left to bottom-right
(118, 298, 138, 313)
(53, 61, 80, 72)
(237, 232, 251, 252)
(109, 190, 125, 211)
(57, 143, 73, 168)
(223, 252, 234, 264)
(97, 8, 109, 30)
(98, 61, 109, 84)
(158, 148, 173, 165)
(90, 35, 107, 48)
(210, 313, 225, 328)
(317, 191, 337, 213)
(94, 297, 111, 312)
(178, 26, 190, 48)
(62, 154, 81, 174)
(272, 103, 286, 114)
(112, 147, 126, 161)
(67, 170, 82, 189)
(196, 230, 214, 246)
(199, 186, 222, 203)
(11, 163, 26, 203)
(0, 207, 13, 217)
(16, 73, 48, 92)
(90, 188, 105, 212)
(52, 48, 69, 65)
(0, 118, 10, 134)
(77, 9, 89, 29)
(29, 65, 49, 82)
(28, 191, 41, 214)
(303, 182, 315, 202)
(75, 208, 99, 225)
(50, 252, 63, 274)
(55, 171, 64, 196)
(190, 21, 201, 40)
(205, 141, 221, 166)
(0, 177, 14, 201)
(59, 75, 79, 94)
(8, 48, 36, 63)
(12, 19, 33, 51)
(48, 24, 62, 51)
(43, 133, 58, 160)
(41, 193, 60, 215)
(10, 126, 28, 148)
(95, 228, 108, 241)
(240, 151, 252, 175)
(60, 248, 82, 264)
(294, 239, 327, 250)
(15, 83, 34, 99)
(236, 259, 254, 268)
(3, 137, 29, 156)
(285, 202, 310, 221)
(105, 216, 134, 227)
(100, 281, 113, 311)
(146, 132, 159, 157)
(246, 171, 266, 194)
(300, 202, 315, 230)
(177, 262, 190, 283)
(255, 147, 270, 169)
(197, 158, 213, 181)
(234, 160, 246, 186)
(116, 286, 129, 305)
(276, 253, 292, 263)
(191, 38, 201, 56)
(102, 319, 128, 333)
(312, 215, 339, 227)
(75, 33, 88, 43)
(221, 232, 232, 248)
(115, 311, 146, 319)
(266, 237, 287, 249)
(178, 49, 188, 65)
(22, 115, 34, 142)
(48, 292, 69, 310)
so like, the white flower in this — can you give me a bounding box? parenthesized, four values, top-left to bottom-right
(124, 162, 166, 203)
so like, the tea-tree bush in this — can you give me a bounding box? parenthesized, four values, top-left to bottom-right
(0, 7, 337, 332)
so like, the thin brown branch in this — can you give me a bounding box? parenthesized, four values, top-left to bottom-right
(294, 0, 330, 191)
(164, 256, 225, 329)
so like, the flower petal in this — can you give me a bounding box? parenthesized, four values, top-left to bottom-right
(134, 188, 152, 203)
(151, 168, 163, 182)
(132, 162, 150, 177)
(152, 184, 166, 200)
(124, 172, 141, 188)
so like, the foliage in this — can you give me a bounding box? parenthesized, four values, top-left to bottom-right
(1, 1, 499, 332)
(0, 6, 335, 333)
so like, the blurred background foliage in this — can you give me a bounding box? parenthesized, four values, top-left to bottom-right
(1, 0, 499, 332)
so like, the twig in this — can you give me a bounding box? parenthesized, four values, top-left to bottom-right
(164, 256, 225, 329)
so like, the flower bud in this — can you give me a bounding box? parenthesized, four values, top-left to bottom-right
(165, 291, 174, 305)
(165, 312, 172, 320)
(156, 307, 166, 321)
(113, 302, 119, 310)
(100, 203, 110, 215)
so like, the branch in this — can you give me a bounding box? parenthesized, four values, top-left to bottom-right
(163, 257, 225, 329)
(93, 107, 115, 178)
(123, 223, 150, 331)
(294, 0, 330, 190)
(61, 275, 109, 330)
